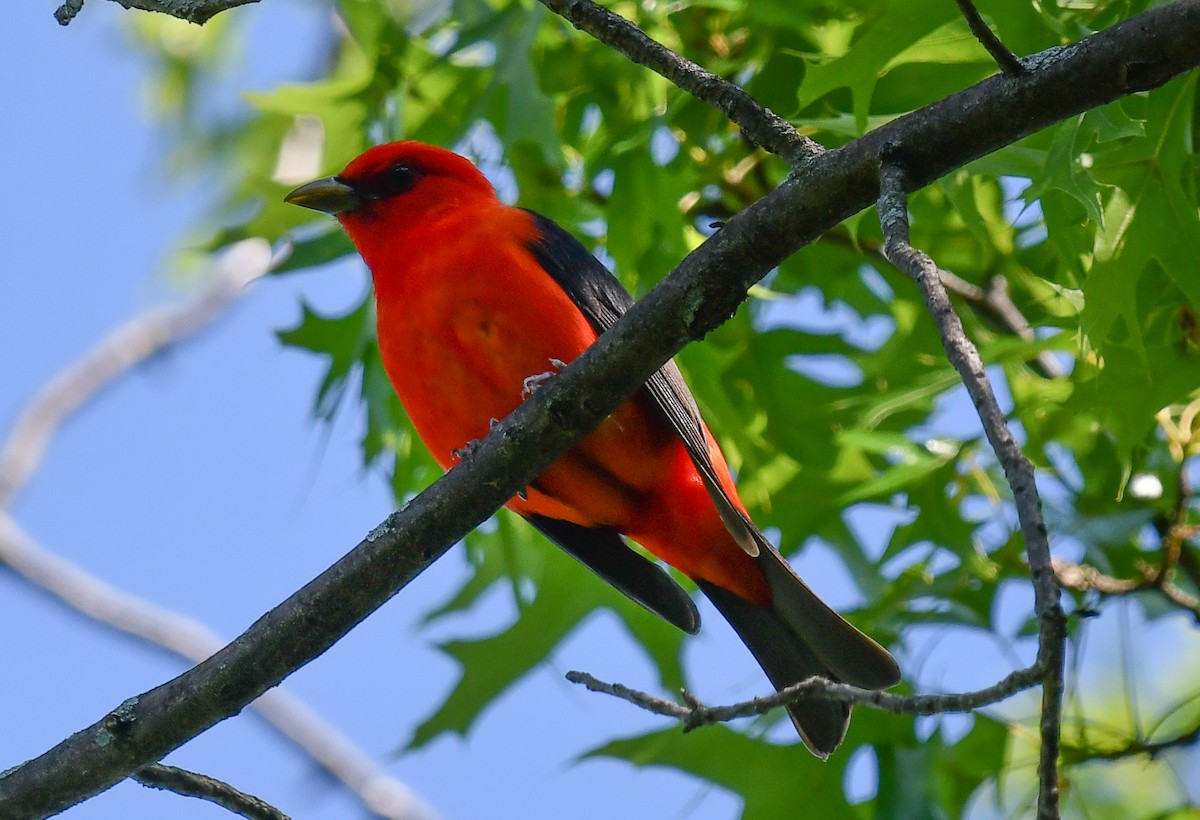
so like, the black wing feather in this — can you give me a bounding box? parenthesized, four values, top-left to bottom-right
(522, 211, 901, 750)
(522, 210, 756, 554)
(525, 515, 700, 634)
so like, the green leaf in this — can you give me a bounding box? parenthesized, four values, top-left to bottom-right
(409, 528, 687, 748)
(589, 725, 849, 817)
(797, 0, 959, 130)
(276, 295, 374, 420)
(272, 227, 356, 276)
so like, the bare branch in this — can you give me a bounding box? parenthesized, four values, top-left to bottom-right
(133, 764, 288, 820)
(0, 240, 436, 820)
(55, 0, 258, 26)
(537, 0, 820, 166)
(1062, 721, 1200, 763)
(0, 514, 438, 820)
(1055, 462, 1199, 619)
(825, 230, 1067, 379)
(1053, 556, 1148, 595)
(1053, 556, 1200, 621)
(52, 0, 84, 24)
(566, 666, 1042, 729)
(0, 240, 269, 510)
(5, 4, 1199, 814)
(955, 0, 1025, 75)
(878, 164, 1066, 819)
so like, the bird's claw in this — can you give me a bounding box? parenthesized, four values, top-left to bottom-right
(452, 440, 480, 460)
(522, 357, 568, 398)
(452, 419, 501, 460)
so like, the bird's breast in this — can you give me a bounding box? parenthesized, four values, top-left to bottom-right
(373, 235, 597, 469)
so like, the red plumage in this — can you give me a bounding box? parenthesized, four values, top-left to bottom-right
(287, 141, 899, 756)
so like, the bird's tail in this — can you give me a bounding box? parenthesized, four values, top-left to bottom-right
(697, 541, 899, 758)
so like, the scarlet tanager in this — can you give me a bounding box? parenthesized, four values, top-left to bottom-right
(286, 141, 899, 757)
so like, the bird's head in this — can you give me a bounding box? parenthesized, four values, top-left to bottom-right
(285, 141, 496, 251)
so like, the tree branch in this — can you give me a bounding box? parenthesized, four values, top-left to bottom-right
(0, 240, 267, 509)
(0, 241, 436, 820)
(537, 0, 820, 166)
(1061, 721, 1200, 763)
(955, 0, 1025, 75)
(566, 666, 1042, 728)
(1054, 457, 1200, 620)
(133, 764, 288, 820)
(878, 164, 1065, 819)
(5, 3, 1200, 815)
(824, 229, 1067, 379)
(54, 0, 257, 26)
(0, 514, 438, 820)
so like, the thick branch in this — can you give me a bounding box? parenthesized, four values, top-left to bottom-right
(537, 0, 820, 165)
(55, 0, 257, 26)
(0, 514, 437, 820)
(878, 165, 1065, 819)
(4, 3, 1200, 815)
(133, 764, 287, 820)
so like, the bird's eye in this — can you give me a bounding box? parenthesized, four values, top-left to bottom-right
(372, 163, 420, 198)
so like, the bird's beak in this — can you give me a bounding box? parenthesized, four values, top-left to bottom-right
(284, 176, 362, 214)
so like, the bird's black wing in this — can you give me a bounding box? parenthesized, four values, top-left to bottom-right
(524, 514, 700, 634)
(523, 209, 757, 555)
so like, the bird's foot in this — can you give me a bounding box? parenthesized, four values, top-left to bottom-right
(451, 418, 501, 460)
(521, 357, 568, 398)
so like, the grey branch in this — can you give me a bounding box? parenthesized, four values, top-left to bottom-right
(567, 665, 1043, 728)
(0, 241, 436, 820)
(133, 764, 289, 820)
(955, 0, 1025, 75)
(0, 514, 437, 820)
(877, 165, 1065, 819)
(826, 230, 1067, 379)
(1054, 557, 1200, 618)
(937, 271, 1066, 379)
(0, 240, 266, 509)
(55, 0, 258, 26)
(4, 3, 1199, 815)
(537, 0, 821, 166)
(1063, 720, 1200, 763)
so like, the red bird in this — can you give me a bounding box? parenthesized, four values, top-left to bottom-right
(286, 141, 899, 756)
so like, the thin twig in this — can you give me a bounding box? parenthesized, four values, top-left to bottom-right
(1061, 721, 1200, 763)
(133, 764, 288, 820)
(878, 164, 1065, 819)
(566, 666, 1042, 729)
(537, 0, 821, 166)
(955, 0, 1025, 75)
(0, 240, 436, 820)
(1053, 556, 1200, 620)
(824, 229, 1067, 379)
(1053, 557, 1146, 595)
(1054, 461, 1200, 620)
